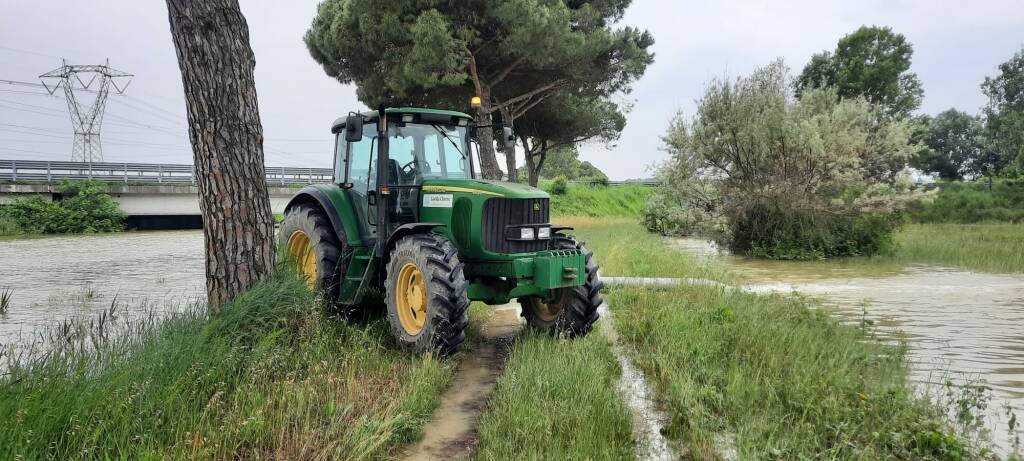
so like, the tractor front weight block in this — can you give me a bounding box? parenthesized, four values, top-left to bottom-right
(465, 249, 586, 305)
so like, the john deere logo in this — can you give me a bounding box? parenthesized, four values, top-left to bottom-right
(533, 203, 541, 211)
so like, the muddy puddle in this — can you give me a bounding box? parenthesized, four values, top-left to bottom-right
(676, 237, 1024, 453)
(401, 303, 520, 460)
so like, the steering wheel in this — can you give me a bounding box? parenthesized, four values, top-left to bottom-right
(400, 160, 417, 175)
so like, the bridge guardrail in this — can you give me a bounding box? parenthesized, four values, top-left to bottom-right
(0, 159, 334, 186)
(1, 159, 656, 187)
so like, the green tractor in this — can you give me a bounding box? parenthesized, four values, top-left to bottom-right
(279, 106, 603, 355)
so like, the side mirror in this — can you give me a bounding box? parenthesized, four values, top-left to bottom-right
(345, 114, 363, 143)
(502, 126, 515, 151)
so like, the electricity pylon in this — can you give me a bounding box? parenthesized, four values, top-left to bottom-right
(40, 60, 133, 163)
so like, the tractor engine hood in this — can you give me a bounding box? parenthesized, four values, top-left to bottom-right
(420, 178, 548, 199)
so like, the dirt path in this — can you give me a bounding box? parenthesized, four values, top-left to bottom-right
(401, 303, 521, 461)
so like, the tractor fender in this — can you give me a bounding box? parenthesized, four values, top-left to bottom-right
(284, 186, 361, 247)
(386, 222, 446, 254)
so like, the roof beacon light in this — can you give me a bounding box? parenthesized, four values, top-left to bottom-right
(470, 95, 482, 108)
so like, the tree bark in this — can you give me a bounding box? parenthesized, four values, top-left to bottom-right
(465, 51, 502, 180)
(475, 108, 502, 179)
(522, 136, 549, 187)
(166, 0, 276, 309)
(522, 137, 538, 186)
(499, 105, 517, 182)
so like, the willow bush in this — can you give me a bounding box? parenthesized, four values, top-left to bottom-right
(647, 60, 923, 259)
(0, 180, 125, 234)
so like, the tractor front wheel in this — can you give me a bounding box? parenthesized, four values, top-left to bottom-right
(520, 234, 603, 336)
(385, 233, 470, 355)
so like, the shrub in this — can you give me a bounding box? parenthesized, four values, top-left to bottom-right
(908, 179, 1024, 223)
(642, 192, 726, 238)
(653, 60, 920, 258)
(548, 175, 569, 195)
(731, 204, 903, 259)
(2, 180, 125, 234)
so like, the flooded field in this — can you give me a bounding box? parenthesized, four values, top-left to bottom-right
(0, 231, 205, 345)
(677, 238, 1024, 451)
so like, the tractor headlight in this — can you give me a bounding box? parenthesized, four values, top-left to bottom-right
(519, 227, 536, 240)
(537, 226, 551, 239)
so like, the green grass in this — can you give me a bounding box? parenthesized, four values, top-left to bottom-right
(891, 223, 1024, 273)
(610, 286, 985, 460)
(556, 216, 726, 280)
(0, 275, 455, 460)
(548, 184, 653, 218)
(0, 212, 22, 236)
(909, 180, 1024, 223)
(473, 330, 635, 460)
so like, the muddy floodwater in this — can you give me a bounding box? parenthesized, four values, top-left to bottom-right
(0, 231, 206, 345)
(677, 238, 1024, 452)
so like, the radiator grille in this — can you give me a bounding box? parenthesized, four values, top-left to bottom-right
(481, 198, 550, 253)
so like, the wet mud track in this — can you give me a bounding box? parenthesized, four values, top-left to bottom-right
(401, 304, 520, 460)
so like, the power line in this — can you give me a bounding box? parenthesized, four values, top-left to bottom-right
(0, 45, 62, 60)
(0, 97, 67, 114)
(107, 96, 186, 126)
(0, 102, 67, 118)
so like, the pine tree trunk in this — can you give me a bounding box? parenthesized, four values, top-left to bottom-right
(475, 110, 502, 179)
(522, 136, 540, 187)
(504, 145, 518, 183)
(500, 106, 517, 182)
(525, 155, 540, 186)
(166, 0, 276, 309)
(474, 85, 503, 180)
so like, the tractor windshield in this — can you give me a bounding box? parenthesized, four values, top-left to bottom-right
(386, 123, 472, 184)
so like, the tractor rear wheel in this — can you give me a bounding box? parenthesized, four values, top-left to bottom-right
(279, 204, 343, 303)
(519, 234, 603, 336)
(385, 232, 470, 355)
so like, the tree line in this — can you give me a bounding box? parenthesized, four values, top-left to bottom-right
(797, 27, 1024, 183)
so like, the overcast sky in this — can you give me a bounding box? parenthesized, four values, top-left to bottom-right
(1, 0, 1022, 179)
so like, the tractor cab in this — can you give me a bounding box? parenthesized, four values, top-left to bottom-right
(331, 108, 476, 239)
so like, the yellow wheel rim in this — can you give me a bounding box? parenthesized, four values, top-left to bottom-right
(529, 289, 569, 322)
(287, 230, 317, 289)
(396, 262, 428, 336)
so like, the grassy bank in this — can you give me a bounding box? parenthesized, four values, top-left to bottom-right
(910, 180, 1024, 223)
(0, 276, 454, 459)
(579, 215, 997, 458)
(892, 223, 1024, 273)
(473, 331, 635, 459)
(610, 286, 984, 460)
(548, 183, 652, 217)
(556, 216, 726, 280)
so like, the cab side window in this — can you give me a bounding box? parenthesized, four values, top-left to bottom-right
(345, 122, 377, 194)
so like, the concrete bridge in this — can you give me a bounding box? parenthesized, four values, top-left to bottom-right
(0, 159, 332, 229)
